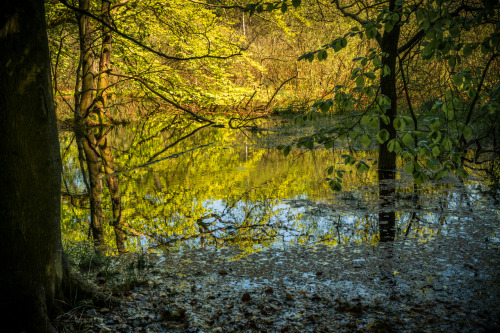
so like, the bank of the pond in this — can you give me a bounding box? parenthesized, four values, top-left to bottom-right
(57, 207, 499, 332)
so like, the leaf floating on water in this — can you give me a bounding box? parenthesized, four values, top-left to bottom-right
(241, 292, 251, 302)
(218, 269, 229, 275)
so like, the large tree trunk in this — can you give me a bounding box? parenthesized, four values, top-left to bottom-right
(0, 1, 64, 331)
(0, 2, 114, 331)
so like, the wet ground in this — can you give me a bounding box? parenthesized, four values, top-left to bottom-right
(58, 182, 500, 332)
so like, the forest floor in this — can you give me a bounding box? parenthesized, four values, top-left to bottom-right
(58, 221, 499, 333)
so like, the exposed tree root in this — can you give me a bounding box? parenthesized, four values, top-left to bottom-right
(61, 255, 120, 308)
(50, 256, 120, 332)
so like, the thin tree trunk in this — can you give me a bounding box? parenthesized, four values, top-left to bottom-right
(83, 134, 106, 252)
(96, 0, 113, 123)
(99, 135, 127, 253)
(378, 0, 401, 242)
(96, 0, 126, 253)
(76, 0, 106, 253)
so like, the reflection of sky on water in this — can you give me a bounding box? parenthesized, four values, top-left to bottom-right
(154, 181, 499, 250)
(59, 121, 500, 252)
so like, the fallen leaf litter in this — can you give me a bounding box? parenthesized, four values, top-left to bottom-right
(57, 181, 500, 332)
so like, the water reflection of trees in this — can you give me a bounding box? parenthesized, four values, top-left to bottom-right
(60, 115, 482, 254)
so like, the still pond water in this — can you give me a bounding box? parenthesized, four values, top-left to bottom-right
(60, 114, 500, 254)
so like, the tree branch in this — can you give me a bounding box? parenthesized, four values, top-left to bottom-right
(398, 4, 480, 55)
(58, 0, 246, 61)
(187, 0, 245, 9)
(333, 0, 382, 45)
(111, 73, 215, 124)
(465, 53, 499, 126)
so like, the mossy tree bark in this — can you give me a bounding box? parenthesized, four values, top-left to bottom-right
(0, 1, 113, 331)
(0, 1, 64, 331)
(74, 0, 106, 254)
(96, 0, 127, 253)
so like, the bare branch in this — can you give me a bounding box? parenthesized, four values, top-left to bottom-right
(465, 53, 499, 126)
(111, 72, 215, 124)
(103, 142, 215, 179)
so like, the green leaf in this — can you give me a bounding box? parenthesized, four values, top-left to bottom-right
(430, 130, 442, 143)
(317, 50, 324, 61)
(361, 134, 371, 148)
(481, 42, 490, 55)
(292, 0, 302, 8)
(365, 86, 374, 98)
(453, 73, 463, 87)
(349, 130, 360, 139)
(380, 115, 390, 125)
(329, 180, 343, 191)
(383, 65, 391, 77)
(385, 21, 394, 33)
(405, 162, 414, 174)
(430, 120, 441, 131)
(425, 158, 440, 170)
(366, 27, 378, 39)
(393, 140, 402, 154)
(377, 129, 390, 143)
(281, 2, 288, 13)
(369, 116, 379, 129)
(442, 138, 452, 150)
(413, 171, 427, 185)
(462, 125, 472, 139)
(394, 117, 405, 131)
(463, 44, 473, 57)
(455, 167, 469, 178)
(387, 139, 395, 152)
(356, 75, 365, 87)
(442, 102, 454, 120)
(435, 167, 449, 180)
(361, 114, 370, 126)
(364, 72, 376, 80)
(373, 56, 381, 66)
(318, 49, 327, 61)
(356, 161, 370, 173)
(283, 145, 291, 157)
(432, 145, 441, 157)
(327, 166, 334, 175)
(448, 55, 456, 67)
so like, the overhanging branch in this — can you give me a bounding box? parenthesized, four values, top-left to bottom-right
(58, 0, 246, 61)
